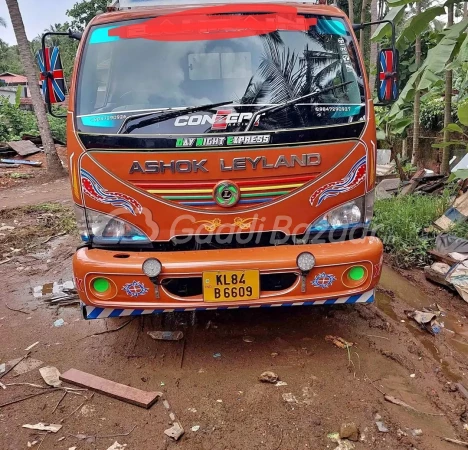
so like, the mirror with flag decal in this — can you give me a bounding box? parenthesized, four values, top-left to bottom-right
(36, 47, 68, 106)
(377, 48, 399, 103)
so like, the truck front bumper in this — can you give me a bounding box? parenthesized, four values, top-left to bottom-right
(73, 236, 383, 319)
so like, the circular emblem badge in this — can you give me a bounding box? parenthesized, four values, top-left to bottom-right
(213, 181, 240, 208)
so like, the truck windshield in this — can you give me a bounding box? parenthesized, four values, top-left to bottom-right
(76, 15, 365, 135)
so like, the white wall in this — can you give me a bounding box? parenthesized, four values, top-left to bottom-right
(0, 86, 18, 104)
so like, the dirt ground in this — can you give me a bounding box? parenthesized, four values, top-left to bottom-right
(1, 179, 468, 450)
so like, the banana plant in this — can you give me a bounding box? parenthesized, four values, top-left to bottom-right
(433, 101, 468, 153)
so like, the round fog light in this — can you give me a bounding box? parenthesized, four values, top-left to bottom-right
(143, 258, 162, 278)
(297, 252, 316, 272)
(93, 278, 110, 293)
(348, 266, 365, 281)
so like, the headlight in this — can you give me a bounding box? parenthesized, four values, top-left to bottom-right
(308, 192, 375, 232)
(328, 202, 362, 227)
(85, 210, 150, 245)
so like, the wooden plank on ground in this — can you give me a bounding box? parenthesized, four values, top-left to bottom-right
(6, 140, 40, 157)
(399, 168, 425, 196)
(60, 368, 161, 409)
(0, 163, 19, 168)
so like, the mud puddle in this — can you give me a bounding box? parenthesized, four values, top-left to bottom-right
(377, 265, 467, 382)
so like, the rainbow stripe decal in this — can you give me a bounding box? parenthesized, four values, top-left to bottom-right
(309, 156, 366, 206)
(132, 175, 317, 208)
(81, 169, 143, 215)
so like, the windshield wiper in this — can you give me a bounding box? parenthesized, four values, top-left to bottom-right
(118, 101, 233, 134)
(244, 81, 353, 131)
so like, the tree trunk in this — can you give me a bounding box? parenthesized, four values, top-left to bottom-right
(464, 2, 468, 18)
(411, 2, 423, 167)
(369, 0, 379, 93)
(5, 0, 65, 178)
(441, 3, 454, 175)
(348, 0, 355, 24)
(402, 137, 408, 160)
(359, 0, 369, 53)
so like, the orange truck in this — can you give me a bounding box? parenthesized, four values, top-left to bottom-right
(39, 0, 398, 319)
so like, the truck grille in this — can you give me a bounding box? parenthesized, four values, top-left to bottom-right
(162, 272, 298, 298)
(131, 174, 317, 210)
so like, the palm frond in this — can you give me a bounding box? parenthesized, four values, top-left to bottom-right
(238, 76, 269, 105)
(259, 31, 284, 47)
(258, 39, 306, 104)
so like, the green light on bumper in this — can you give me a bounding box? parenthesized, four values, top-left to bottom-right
(349, 266, 365, 281)
(93, 278, 110, 293)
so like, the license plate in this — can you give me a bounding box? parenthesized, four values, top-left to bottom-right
(203, 270, 260, 302)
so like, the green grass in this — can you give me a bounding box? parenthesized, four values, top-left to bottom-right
(449, 221, 468, 239)
(373, 193, 452, 268)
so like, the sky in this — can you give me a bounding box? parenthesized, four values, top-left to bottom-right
(0, 0, 78, 44)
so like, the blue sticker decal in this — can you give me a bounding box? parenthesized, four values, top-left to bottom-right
(90, 26, 120, 44)
(80, 115, 122, 128)
(316, 19, 348, 36)
(311, 272, 337, 289)
(122, 281, 150, 297)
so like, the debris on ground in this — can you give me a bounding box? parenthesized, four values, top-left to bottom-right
(161, 397, 185, 441)
(242, 336, 255, 343)
(59, 369, 162, 409)
(0, 353, 31, 379)
(275, 381, 288, 387)
(384, 394, 444, 416)
(213, 353, 222, 358)
(106, 442, 127, 450)
(0, 158, 42, 167)
(39, 366, 62, 388)
(424, 262, 454, 290)
(11, 356, 43, 376)
(334, 441, 355, 450)
(376, 421, 389, 433)
(53, 318, 65, 327)
(327, 432, 340, 442)
(435, 191, 468, 231)
(32, 280, 75, 299)
(441, 437, 468, 447)
(24, 342, 39, 351)
(375, 178, 400, 200)
(456, 383, 468, 401)
(191, 425, 200, 432)
(339, 422, 359, 441)
(282, 393, 298, 403)
(406, 307, 443, 335)
(6, 140, 41, 157)
(446, 260, 468, 303)
(22, 423, 62, 433)
(147, 331, 184, 341)
(259, 371, 279, 383)
(411, 429, 423, 437)
(164, 422, 184, 441)
(325, 335, 354, 349)
(400, 168, 426, 196)
(0, 364, 5, 375)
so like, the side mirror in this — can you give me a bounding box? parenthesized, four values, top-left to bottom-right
(36, 46, 67, 105)
(377, 48, 399, 103)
